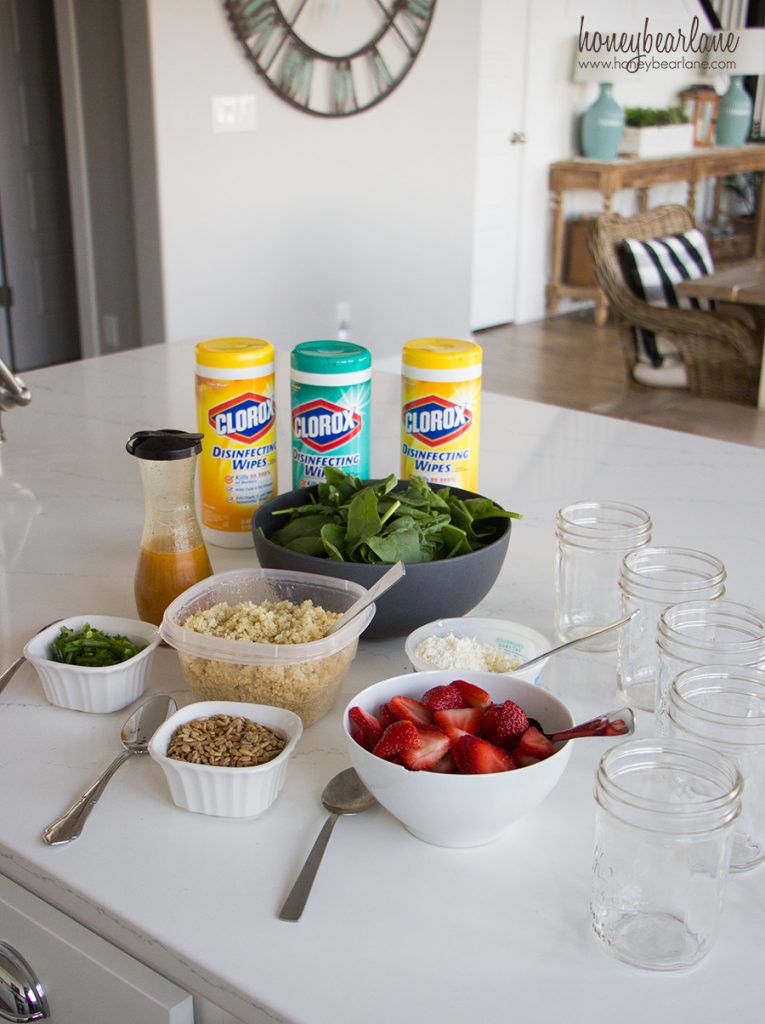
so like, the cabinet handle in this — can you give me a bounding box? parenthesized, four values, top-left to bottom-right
(0, 944, 50, 1022)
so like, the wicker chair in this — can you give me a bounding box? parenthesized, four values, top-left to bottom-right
(588, 205, 762, 404)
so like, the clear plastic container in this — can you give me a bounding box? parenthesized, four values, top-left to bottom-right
(668, 665, 765, 871)
(554, 500, 652, 651)
(159, 568, 373, 726)
(617, 547, 726, 712)
(591, 737, 741, 971)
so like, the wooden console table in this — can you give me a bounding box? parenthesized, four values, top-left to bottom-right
(548, 145, 765, 326)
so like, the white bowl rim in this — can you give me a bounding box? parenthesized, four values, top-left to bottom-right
(148, 699, 304, 773)
(159, 567, 374, 664)
(343, 669, 573, 779)
(404, 617, 551, 670)
(24, 615, 160, 672)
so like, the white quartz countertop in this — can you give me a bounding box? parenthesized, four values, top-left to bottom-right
(1, 341, 764, 1023)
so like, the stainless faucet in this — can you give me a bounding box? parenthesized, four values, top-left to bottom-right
(0, 357, 31, 442)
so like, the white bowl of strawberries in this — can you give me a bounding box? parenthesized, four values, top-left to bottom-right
(343, 670, 574, 848)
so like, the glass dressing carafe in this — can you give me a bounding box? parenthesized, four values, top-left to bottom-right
(127, 430, 213, 625)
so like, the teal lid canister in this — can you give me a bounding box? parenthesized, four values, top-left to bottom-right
(290, 340, 372, 488)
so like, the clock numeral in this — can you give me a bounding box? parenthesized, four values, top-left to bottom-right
(276, 39, 314, 107)
(365, 47, 393, 95)
(229, 0, 282, 63)
(397, 0, 436, 47)
(331, 61, 358, 116)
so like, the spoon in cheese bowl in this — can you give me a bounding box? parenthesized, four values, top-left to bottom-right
(513, 611, 638, 672)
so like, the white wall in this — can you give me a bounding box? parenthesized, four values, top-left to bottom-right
(514, 0, 714, 324)
(145, 0, 480, 361)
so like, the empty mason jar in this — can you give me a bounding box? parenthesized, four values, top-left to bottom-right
(617, 548, 726, 712)
(591, 737, 742, 971)
(668, 665, 765, 872)
(656, 600, 765, 726)
(554, 501, 652, 652)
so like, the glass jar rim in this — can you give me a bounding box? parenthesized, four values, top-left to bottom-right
(596, 736, 742, 833)
(658, 600, 765, 657)
(556, 501, 652, 550)
(669, 665, 765, 740)
(619, 547, 727, 596)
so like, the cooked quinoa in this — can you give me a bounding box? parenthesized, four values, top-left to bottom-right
(178, 598, 351, 726)
(182, 599, 341, 645)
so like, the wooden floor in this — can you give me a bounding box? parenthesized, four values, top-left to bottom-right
(477, 311, 765, 449)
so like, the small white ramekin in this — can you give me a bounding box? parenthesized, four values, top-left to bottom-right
(148, 700, 303, 818)
(24, 615, 160, 713)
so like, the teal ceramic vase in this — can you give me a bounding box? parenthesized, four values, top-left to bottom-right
(581, 83, 625, 160)
(715, 77, 753, 147)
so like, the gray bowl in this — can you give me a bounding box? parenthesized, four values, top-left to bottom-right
(251, 484, 511, 639)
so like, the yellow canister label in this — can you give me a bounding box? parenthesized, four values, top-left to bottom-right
(195, 339, 277, 534)
(400, 338, 482, 491)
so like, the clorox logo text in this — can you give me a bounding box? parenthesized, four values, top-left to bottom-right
(209, 392, 274, 444)
(402, 395, 472, 448)
(292, 399, 362, 453)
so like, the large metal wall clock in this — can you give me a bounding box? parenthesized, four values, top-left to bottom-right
(223, 0, 437, 118)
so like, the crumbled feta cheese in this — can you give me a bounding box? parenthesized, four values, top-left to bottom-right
(414, 633, 520, 672)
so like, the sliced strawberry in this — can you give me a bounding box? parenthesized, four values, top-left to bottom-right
(515, 725, 556, 765)
(378, 702, 397, 729)
(453, 734, 514, 774)
(348, 706, 383, 751)
(433, 707, 484, 740)
(450, 679, 491, 709)
(372, 719, 420, 760)
(421, 684, 467, 711)
(389, 695, 433, 726)
(428, 749, 457, 773)
(400, 728, 451, 771)
(480, 700, 529, 747)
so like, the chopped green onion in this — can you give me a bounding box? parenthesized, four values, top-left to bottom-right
(49, 624, 145, 667)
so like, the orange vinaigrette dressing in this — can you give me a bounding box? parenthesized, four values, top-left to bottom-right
(135, 541, 212, 626)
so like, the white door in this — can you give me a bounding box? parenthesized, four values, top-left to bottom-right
(0, 0, 81, 371)
(470, 0, 529, 331)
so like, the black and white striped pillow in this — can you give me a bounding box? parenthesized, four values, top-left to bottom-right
(618, 229, 715, 367)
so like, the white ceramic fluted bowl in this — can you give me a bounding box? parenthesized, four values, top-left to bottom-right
(344, 670, 573, 848)
(149, 700, 303, 818)
(24, 615, 160, 713)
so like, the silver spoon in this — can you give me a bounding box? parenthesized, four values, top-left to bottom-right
(515, 610, 638, 671)
(279, 767, 376, 922)
(0, 619, 60, 697)
(42, 693, 177, 846)
(327, 562, 405, 635)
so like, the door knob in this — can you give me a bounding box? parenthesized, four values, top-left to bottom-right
(0, 944, 50, 1022)
(510, 131, 527, 144)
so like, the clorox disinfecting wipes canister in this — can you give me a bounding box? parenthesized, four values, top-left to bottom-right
(400, 338, 482, 491)
(290, 340, 372, 488)
(195, 337, 277, 548)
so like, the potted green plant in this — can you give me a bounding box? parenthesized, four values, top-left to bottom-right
(619, 107, 694, 157)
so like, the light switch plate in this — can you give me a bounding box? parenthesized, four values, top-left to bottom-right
(212, 95, 257, 133)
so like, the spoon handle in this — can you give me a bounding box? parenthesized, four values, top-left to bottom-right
(0, 657, 25, 697)
(42, 749, 133, 846)
(278, 812, 339, 922)
(516, 611, 638, 671)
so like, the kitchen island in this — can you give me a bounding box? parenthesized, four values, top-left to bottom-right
(1, 340, 764, 1023)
